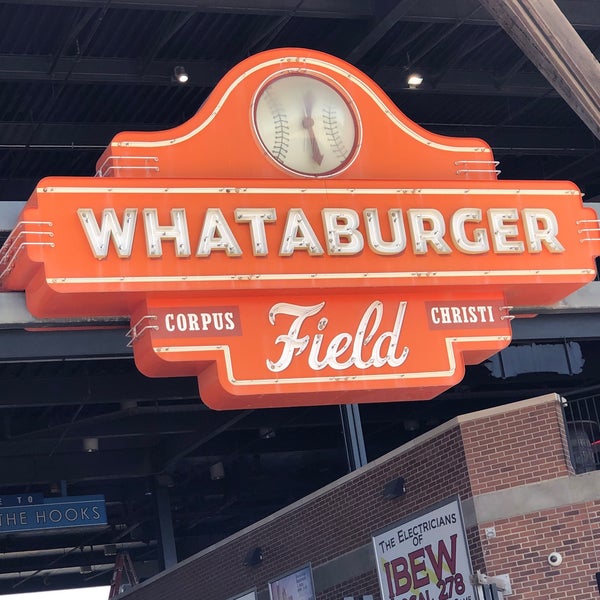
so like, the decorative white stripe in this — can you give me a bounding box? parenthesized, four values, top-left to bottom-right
(37, 185, 579, 196)
(110, 55, 489, 153)
(152, 335, 510, 388)
(46, 269, 595, 286)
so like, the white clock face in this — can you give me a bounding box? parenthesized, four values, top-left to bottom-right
(253, 73, 359, 176)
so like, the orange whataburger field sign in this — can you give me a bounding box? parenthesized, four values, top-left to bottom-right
(1, 48, 599, 409)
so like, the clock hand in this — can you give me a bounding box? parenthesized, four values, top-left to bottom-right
(302, 92, 324, 166)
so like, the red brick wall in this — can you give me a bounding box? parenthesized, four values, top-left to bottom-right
(460, 397, 571, 495)
(476, 501, 600, 600)
(320, 571, 379, 600)
(461, 394, 600, 599)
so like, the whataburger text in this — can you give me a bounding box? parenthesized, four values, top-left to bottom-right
(77, 205, 564, 259)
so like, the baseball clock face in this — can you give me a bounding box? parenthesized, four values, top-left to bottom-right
(253, 73, 360, 176)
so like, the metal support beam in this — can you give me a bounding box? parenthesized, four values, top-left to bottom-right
(340, 404, 367, 470)
(153, 481, 177, 570)
(478, 0, 600, 140)
(0, 328, 132, 360)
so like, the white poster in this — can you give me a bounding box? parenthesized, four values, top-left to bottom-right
(372, 497, 476, 600)
(269, 564, 315, 600)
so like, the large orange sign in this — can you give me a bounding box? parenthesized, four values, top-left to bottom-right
(0, 48, 598, 408)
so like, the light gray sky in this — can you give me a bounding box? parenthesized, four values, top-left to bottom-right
(1, 586, 109, 599)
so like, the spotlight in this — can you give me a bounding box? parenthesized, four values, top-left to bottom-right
(259, 427, 276, 440)
(407, 73, 423, 88)
(244, 547, 263, 566)
(83, 437, 99, 452)
(210, 461, 225, 481)
(174, 65, 189, 84)
(143, 480, 153, 497)
(404, 419, 419, 432)
(155, 473, 174, 488)
(383, 477, 406, 499)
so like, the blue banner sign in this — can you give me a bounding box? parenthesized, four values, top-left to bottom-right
(0, 493, 44, 507)
(0, 495, 107, 533)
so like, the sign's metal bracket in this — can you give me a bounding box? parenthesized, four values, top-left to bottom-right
(126, 314, 158, 347)
(471, 571, 512, 595)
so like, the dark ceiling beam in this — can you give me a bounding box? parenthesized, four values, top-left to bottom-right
(0, 449, 154, 485)
(0, 370, 198, 407)
(423, 123, 597, 156)
(159, 410, 253, 472)
(0, 54, 557, 98)
(177, 426, 344, 458)
(346, 0, 419, 64)
(0, 122, 166, 147)
(0, 180, 37, 203)
(0, 121, 593, 155)
(0, 552, 143, 581)
(2, 0, 599, 28)
(139, 13, 196, 76)
(0, 0, 374, 18)
(0, 529, 131, 553)
(0, 434, 161, 461)
(430, 26, 502, 86)
(243, 2, 304, 56)
(510, 313, 600, 341)
(374, 66, 552, 96)
(496, 54, 531, 88)
(0, 329, 132, 361)
(12, 406, 237, 440)
(398, 5, 485, 72)
(478, 0, 600, 141)
(48, 7, 99, 76)
(0, 55, 231, 86)
(546, 149, 600, 182)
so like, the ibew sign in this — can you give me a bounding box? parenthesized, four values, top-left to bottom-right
(0, 495, 106, 533)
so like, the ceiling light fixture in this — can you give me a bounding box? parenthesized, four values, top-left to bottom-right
(383, 476, 406, 499)
(244, 547, 263, 566)
(259, 427, 276, 440)
(174, 65, 189, 84)
(144, 480, 153, 497)
(210, 461, 225, 481)
(83, 437, 99, 452)
(407, 73, 423, 88)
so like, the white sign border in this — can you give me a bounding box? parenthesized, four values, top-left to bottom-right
(371, 495, 477, 600)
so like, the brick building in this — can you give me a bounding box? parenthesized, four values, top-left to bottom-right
(119, 393, 600, 600)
